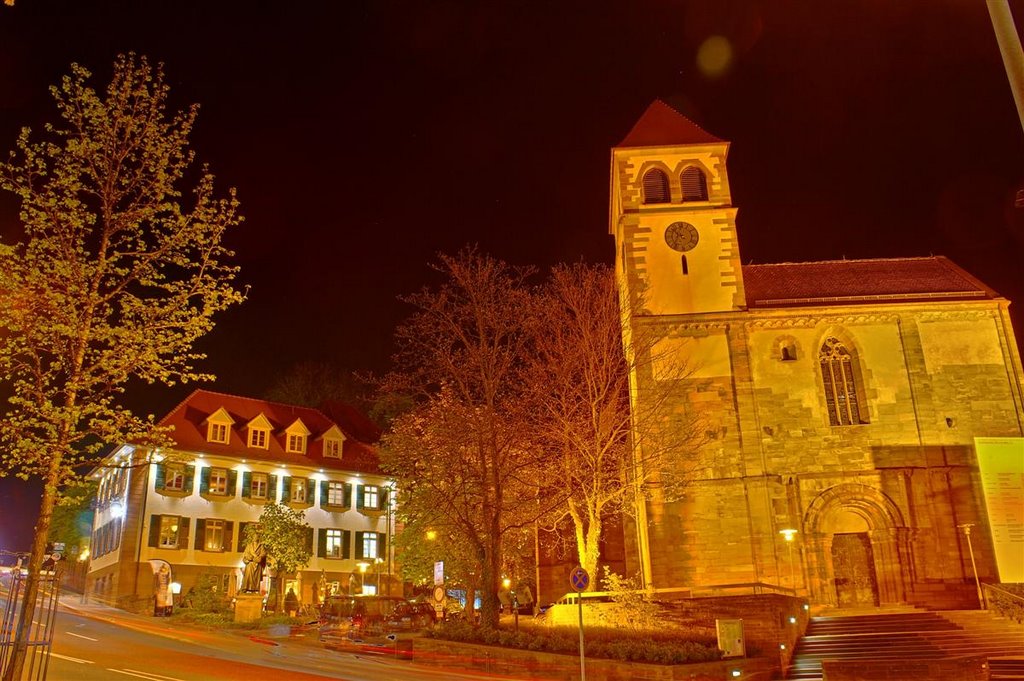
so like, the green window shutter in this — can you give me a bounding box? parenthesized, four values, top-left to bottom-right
(269, 474, 278, 500)
(184, 465, 195, 493)
(378, 532, 387, 558)
(344, 483, 353, 509)
(223, 521, 234, 552)
(317, 528, 327, 558)
(195, 519, 206, 551)
(342, 530, 351, 559)
(320, 480, 329, 507)
(355, 485, 364, 511)
(148, 515, 161, 547)
(305, 527, 314, 554)
(281, 476, 292, 502)
(227, 470, 238, 496)
(177, 517, 190, 550)
(237, 522, 248, 552)
(241, 472, 252, 498)
(199, 467, 210, 494)
(154, 464, 166, 491)
(379, 486, 388, 509)
(354, 531, 365, 559)
(306, 479, 316, 504)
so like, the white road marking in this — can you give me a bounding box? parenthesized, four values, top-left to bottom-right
(65, 631, 99, 641)
(110, 669, 188, 681)
(50, 652, 94, 664)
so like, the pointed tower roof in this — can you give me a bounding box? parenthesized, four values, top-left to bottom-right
(617, 99, 724, 148)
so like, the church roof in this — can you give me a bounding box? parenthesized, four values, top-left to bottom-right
(617, 99, 724, 148)
(742, 256, 1001, 308)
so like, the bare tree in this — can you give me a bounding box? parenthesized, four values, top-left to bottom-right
(380, 249, 552, 628)
(527, 264, 703, 587)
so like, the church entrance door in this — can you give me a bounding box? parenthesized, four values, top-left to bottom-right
(832, 532, 879, 607)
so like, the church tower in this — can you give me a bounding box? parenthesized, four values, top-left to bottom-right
(610, 99, 746, 316)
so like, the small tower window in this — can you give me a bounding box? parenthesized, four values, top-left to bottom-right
(680, 255, 689, 275)
(819, 337, 866, 426)
(681, 167, 709, 201)
(780, 342, 797, 361)
(642, 169, 670, 204)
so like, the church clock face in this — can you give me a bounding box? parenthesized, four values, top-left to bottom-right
(664, 222, 699, 252)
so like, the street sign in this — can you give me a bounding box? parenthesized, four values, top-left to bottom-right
(433, 561, 444, 586)
(570, 566, 589, 592)
(432, 585, 445, 603)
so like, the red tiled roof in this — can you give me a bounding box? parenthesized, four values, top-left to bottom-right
(320, 400, 382, 444)
(742, 256, 1000, 308)
(157, 389, 381, 474)
(618, 99, 724, 148)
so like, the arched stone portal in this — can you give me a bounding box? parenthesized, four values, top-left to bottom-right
(803, 483, 912, 607)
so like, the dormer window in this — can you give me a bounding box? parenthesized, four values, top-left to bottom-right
(249, 429, 268, 449)
(245, 412, 274, 450)
(204, 407, 235, 444)
(323, 438, 341, 459)
(287, 433, 306, 454)
(284, 418, 310, 455)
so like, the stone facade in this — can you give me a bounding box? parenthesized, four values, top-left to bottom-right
(609, 101, 1024, 610)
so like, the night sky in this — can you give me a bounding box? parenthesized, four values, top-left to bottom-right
(1, 1, 1022, 550)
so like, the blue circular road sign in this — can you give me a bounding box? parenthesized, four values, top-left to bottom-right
(570, 566, 589, 592)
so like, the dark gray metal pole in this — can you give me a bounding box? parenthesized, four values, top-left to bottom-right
(988, 0, 1024, 135)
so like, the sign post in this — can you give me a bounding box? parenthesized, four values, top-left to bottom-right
(570, 566, 589, 681)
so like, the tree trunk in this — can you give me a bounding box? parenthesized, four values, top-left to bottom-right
(3, 459, 61, 681)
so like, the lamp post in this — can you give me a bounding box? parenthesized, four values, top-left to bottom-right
(374, 557, 384, 595)
(779, 529, 798, 591)
(356, 561, 369, 595)
(957, 523, 986, 609)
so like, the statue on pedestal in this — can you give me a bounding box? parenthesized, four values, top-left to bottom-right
(241, 530, 267, 593)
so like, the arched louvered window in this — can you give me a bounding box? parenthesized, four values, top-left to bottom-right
(642, 169, 670, 204)
(819, 337, 866, 426)
(681, 167, 709, 201)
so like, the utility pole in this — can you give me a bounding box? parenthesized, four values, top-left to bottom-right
(988, 0, 1024, 135)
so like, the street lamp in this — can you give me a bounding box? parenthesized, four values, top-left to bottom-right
(779, 529, 798, 591)
(356, 561, 369, 595)
(375, 557, 384, 595)
(957, 523, 986, 609)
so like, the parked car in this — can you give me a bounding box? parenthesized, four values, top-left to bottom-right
(319, 595, 408, 642)
(386, 601, 437, 630)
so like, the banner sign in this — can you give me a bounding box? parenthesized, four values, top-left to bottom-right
(974, 437, 1024, 582)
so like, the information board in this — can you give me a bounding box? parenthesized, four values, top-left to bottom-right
(975, 437, 1024, 583)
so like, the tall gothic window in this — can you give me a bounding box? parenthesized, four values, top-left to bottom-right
(680, 167, 708, 201)
(819, 337, 865, 426)
(641, 169, 670, 204)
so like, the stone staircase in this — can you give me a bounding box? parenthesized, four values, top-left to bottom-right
(784, 609, 1024, 680)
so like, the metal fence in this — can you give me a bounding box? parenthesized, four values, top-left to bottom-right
(0, 568, 62, 681)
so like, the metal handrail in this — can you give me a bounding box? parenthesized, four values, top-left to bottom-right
(983, 582, 1024, 603)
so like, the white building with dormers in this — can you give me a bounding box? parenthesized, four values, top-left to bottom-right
(85, 389, 395, 612)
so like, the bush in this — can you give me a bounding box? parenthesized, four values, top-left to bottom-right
(426, 621, 721, 665)
(988, 583, 1024, 624)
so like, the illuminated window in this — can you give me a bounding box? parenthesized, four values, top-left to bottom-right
(287, 433, 306, 454)
(363, 485, 380, 510)
(158, 516, 180, 548)
(819, 337, 866, 426)
(204, 520, 224, 551)
(325, 529, 344, 558)
(642, 169, 670, 204)
(250, 473, 268, 499)
(249, 428, 268, 449)
(361, 532, 379, 559)
(327, 481, 346, 506)
(164, 465, 184, 491)
(681, 166, 709, 201)
(208, 423, 229, 444)
(291, 477, 307, 503)
(209, 468, 228, 495)
(323, 438, 341, 459)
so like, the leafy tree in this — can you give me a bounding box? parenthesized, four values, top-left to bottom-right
(381, 249, 553, 628)
(246, 503, 312, 612)
(46, 480, 97, 558)
(526, 264, 703, 588)
(0, 54, 243, 678)
(265, 360, 365, 409)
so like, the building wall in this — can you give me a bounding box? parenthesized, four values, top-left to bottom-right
(624, 301, 1024, 608)
(86, 448, 394, 611)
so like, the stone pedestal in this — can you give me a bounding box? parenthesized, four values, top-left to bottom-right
(234, 593, 263, 623)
